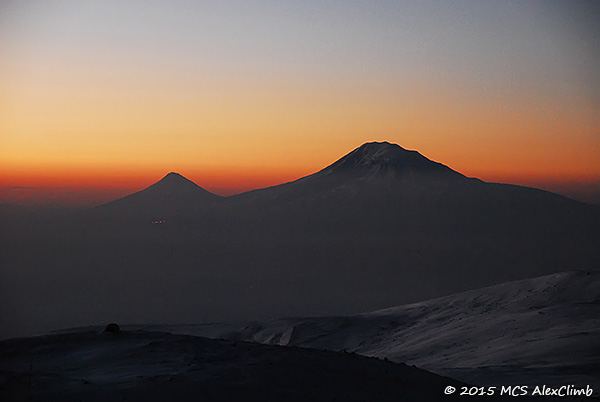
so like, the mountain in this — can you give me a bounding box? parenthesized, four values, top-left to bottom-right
(228, 141, 597, 235)
(223, 142, 599, 289)
(94, 172, 221, 220)
(231, 141, 467, 205)
(141, 270, 600, 388)
(2, 142, 599, 340)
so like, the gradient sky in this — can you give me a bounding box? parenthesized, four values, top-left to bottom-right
(1, 0, 599, 205)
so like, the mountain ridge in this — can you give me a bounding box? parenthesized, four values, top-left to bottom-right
(96, 142, 595, 208)
(3, 141, 599, 340)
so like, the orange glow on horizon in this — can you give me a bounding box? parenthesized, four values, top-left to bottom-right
(1, 153, 599, 207)
(2, 1, 599, 206)
(0, 163, 313, 190)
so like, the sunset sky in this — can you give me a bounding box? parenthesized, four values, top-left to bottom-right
(1, 0, 599, 205)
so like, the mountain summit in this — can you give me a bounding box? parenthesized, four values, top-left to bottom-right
(97, 172, 219, 218)
(146, 172, 215, 197)
(159, 171, 193, 182)
(317, 141, 463, 179)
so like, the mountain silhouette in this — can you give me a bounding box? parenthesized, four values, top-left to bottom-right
(229, 142, 595, 229)
(96, 172, 220, 219)
(96, 142, 599, 256)
(95, 142, 599, 266)
(15, 141, 589, 338)
(142, 172, 218, 200)
(229, 142, 471, 208)
(316, 141, 463, 178)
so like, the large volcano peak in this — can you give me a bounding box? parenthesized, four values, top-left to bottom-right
(347, 141, 414, 166)
(317, 141, 462, 178)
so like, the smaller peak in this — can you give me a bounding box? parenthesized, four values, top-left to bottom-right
(159, 172, 187, 181)
(148, 172, 221, 197)
(155, 172, 196, 186)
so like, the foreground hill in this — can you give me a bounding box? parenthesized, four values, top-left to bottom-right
(0, 329, 475, 402)
(143, 271, 600, 388)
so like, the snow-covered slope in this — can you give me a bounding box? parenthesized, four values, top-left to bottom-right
(145, 271, 600, 386)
